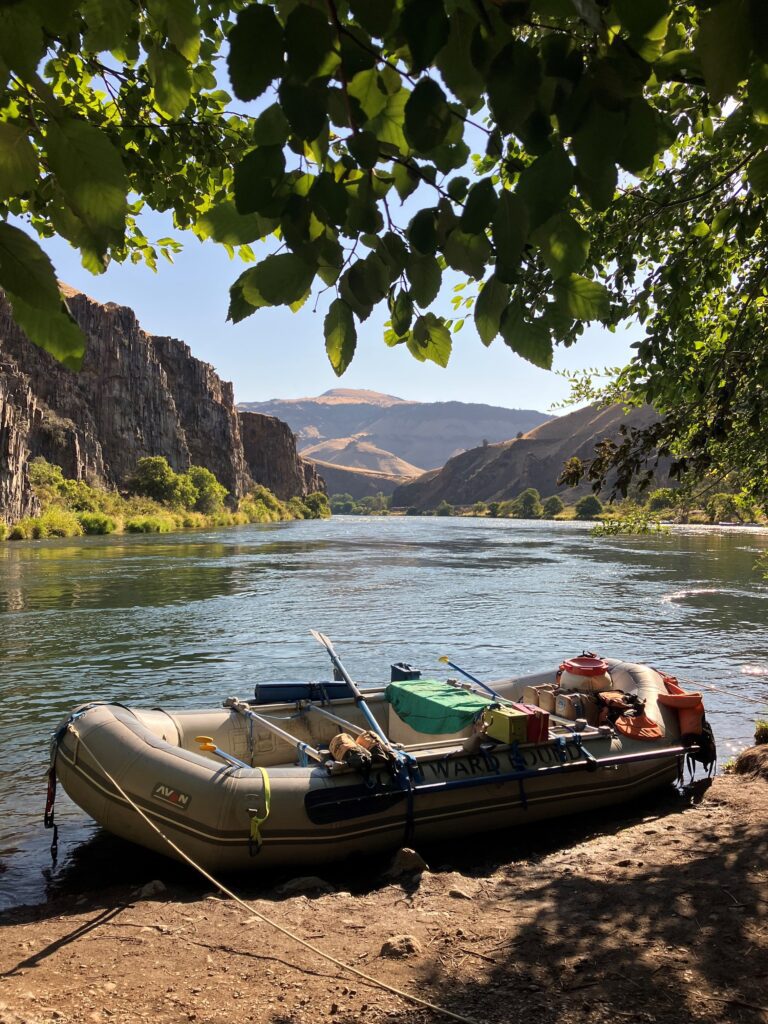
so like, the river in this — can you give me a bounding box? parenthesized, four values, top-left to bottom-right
(1, 516, 767, 910)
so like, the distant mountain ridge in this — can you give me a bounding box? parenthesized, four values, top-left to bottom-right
(239, 389, 551, 477)
(391, 403, 662, 509)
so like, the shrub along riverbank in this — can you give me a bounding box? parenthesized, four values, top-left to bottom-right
(1, 457, 330, 541)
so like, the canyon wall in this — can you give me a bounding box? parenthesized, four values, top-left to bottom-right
(0, 288, 320, 521)
(239, 412, 324, 500)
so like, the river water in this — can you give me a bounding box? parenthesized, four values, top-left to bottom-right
(1, 516, 767, 910)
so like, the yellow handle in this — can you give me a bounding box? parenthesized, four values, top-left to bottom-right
(195, 735, 216, 752)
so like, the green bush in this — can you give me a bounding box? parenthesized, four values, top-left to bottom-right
(187, 465, 228, 513)
(28, 457, 65, 489)
(435, 500, 454, 516)
(575, 495, 604, 520)
(287, 497, 309, 519)
(124, 515, 173, 534)
(0, 521, 6, 542)
(472, 501, 487, 516)
(646, 488, 676, 512)
(756, 720, 768, 745)
(542, 495, 564, 518)
(509, 488, 543, 519)
(39, 508, 83, 537)
(129, 456, 179, 503)
(78, 512, 117, 535)
(301, 491, 331, 519)
(8, 521, 32, 540)
(487, 502, 500, 518)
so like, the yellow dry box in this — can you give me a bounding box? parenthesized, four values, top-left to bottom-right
(481, 706, 529, 744)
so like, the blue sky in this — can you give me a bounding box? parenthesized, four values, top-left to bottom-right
(38, 210, 635, 412)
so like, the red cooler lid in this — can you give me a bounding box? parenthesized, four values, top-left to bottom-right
(562, 655, 609, 677)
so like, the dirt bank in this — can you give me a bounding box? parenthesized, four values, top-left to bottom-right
(1, 775, 766, 1024)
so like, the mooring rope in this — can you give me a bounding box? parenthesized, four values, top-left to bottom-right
(67, 724, 483, 1024)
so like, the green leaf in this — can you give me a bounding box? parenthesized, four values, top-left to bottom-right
(46, 119, 127, 244)
(324, 299, 357, 376)
(349, 0, 395, 37)
(392, 162, 419, 200)
(403, 79, 452, 153)
(242, 253, 315, 306)
(409, 312, 452, 366)
(618, 99, 659, 174)
(285, 4, 336, 81)
(147, 44, 192, 118)
(389, 289, 414, 336)
(227, 4, 284, 102)
(279, 80, 328, 141)
(4, 292, 85, 369)
(553, 273, 611, 320)
(0, 224, 85, 367)
(747, 151, 768, 195)
(696, 0, 751, 103)
(0, 6, 44, 75)
(347, 131, 380, 169)
(614, 0, 669, 39)
(749, 62, 768, 125)
(367, 87, 409, 155)
(500, 304, 553, 369)
(0, 123, 37, 201)
(487, 42, 541, 133)
(147, 0, 200, 62)
(196, 202, 277, 245)
(460, 179, 498, 234)
(435, 9, 485, 107)
(516, 147, 573, 229)
(407, 208, 438, 255)
(401, 0, 449, 74)
(443, 229, 491, 279)
(253, 104, 290, 146)
(491, 191, 529, 281)
(406, 252, 441, 306)
(228, 272, 261, 323)
(348, 69, 387, 121)
(82, 0, 134, 53)
(572, 103, 625, 180)
(531, 212, 589, 280)
(474, 275, 510, 346)
(310, 172, 349, 225)
(233, 146, 285, 215)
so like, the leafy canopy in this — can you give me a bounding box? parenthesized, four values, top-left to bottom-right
(2, 1, 768, 495)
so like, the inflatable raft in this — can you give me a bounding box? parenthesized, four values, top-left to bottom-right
(48, 652, 715, 871)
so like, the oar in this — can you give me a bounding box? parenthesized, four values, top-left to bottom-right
(438, 656, 502, 700)
(195, 735, 250, 769)
(310, 630, 411, 766)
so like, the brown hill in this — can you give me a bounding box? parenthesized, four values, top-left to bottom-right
(300, 437, 424, 477)
(391, 403, 660, 509)
(307, 460, 408, 498)
(239, 393, 550, 471)
(274, 388, 412, 407)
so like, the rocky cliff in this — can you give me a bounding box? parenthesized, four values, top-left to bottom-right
(0, 354, 39, 522)
(391, 403, 661, 509)
(0, 288, 317, 522)
(239, 412, 324, 500)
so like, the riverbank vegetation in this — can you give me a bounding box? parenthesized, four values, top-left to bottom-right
(2, 458, 330, 541)
(330, 484, 768, 530)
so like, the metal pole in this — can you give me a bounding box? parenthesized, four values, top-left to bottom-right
(225, 697, 325, 764)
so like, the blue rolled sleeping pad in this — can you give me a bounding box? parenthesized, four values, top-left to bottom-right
(252, 681, 352, 705)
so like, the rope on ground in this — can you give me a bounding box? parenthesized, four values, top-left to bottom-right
(67, 724, 484, 1024)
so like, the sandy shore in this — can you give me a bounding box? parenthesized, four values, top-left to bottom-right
(1, 775, 766, 1024)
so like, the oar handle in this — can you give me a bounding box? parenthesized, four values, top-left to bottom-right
(442, 658, 501, 700)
